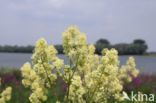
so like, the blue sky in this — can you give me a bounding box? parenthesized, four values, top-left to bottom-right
(0, 0, 156, 51)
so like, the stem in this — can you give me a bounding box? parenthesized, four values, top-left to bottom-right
(65, 55, 79, 102)
(41, 58, 58, 101)
(66, 58, 72, 102)
(42, 60, 53, 87)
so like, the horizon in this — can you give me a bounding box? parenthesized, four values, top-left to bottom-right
(0, 38, 154, 52)
(0, 0, 156, 51)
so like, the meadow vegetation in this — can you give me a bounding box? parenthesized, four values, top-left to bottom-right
(0, 26, 155, 103)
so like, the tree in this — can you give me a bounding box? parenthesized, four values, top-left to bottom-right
(133, 39, 145, 45)
(133, 39, 148, 54)
(55, 45, 63, 54)
(96, 38, 110, 45)
(95, 39, 111, 54)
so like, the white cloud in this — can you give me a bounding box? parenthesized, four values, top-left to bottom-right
(0, 0, 156, 51)
(48, 0, 65, 8)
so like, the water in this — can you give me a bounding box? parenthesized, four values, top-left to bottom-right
(0, 53, 156, 73)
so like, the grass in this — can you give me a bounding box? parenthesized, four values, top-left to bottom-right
(0, 68, 65, 103)
(0, 68, 156, 103)
(143, 53, 156, 56)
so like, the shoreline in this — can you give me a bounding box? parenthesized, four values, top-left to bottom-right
(0, 52, 156, 56)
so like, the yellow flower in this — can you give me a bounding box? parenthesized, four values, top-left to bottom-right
(0, 87, 12, 103)
(21, 26, 139, 103)
(47, 45, 58, 57)
(88, 44, 95, 54)
(53, 57, 64, 69)
(0, 97, 5, 103)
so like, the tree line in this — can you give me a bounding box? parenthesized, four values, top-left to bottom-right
(0, 39, 148, 55)
(95, 39, 148, 55)
(0, 45, 63, 54)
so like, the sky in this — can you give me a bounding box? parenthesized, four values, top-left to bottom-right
(0, 0, 156, 51)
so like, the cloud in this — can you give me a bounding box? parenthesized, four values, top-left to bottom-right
(0, 0, 156, 51)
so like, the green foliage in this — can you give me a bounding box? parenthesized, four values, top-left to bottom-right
(0, 45, 64, 54)
(0, 69, 155, 103)
(0, 45, 34, 53)
(95, 39, 148, 55)
(133, 39, 145, 45)
(54, 45, 64, 54)
(96, 38, 110, 45)
(95, 38, 111, 54)
(0, 39, 148, 55)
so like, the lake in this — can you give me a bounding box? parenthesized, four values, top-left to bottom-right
(0, 53, 156, 73)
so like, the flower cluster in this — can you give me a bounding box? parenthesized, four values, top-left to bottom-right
(118, 57, 139, 84)
(21, 26, 139, 103)
(21, 38, 64, 103)
(0, 77, 12, 103)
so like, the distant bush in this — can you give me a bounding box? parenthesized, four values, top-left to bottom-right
(0, 45, 34, 53)
(0, 45, 64, 54)
(95, 39, 148, 55)
(0, 39, 148, 55)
